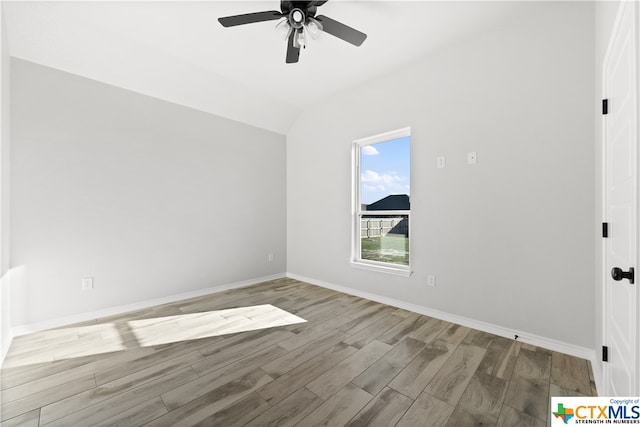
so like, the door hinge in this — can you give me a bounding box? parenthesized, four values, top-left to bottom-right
(602, 345, 609, 362)
(603, 222, 609, 238)
(602, 99, 609, 115)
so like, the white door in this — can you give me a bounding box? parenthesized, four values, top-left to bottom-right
(603, 0, 639, 396)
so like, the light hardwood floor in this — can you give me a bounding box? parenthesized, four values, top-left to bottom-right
(0, 278, 597, 426)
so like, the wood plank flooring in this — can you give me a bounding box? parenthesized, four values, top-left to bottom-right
(0, 278, 597, 426)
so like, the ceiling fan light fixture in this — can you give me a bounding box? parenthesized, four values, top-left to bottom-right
(306, 17, 323, 39)
(276, 18, 292, 40)
(293, 29, 305, 49)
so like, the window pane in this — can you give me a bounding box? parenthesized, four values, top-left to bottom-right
(360, 136, 410, 207)
(360, 214, 409, 265)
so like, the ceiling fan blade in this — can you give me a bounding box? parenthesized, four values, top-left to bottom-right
(315, 15, 367, 46)
(218, 11, 283, 27)
(309, 1, 329, 6)
(286, 29, 300, 63)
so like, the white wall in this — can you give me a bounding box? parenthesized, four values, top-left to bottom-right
(10, 59, 286, 327)
(288, 2, 595, 350)
(593, 0, 623, 393)
(0, 2, 12, 361)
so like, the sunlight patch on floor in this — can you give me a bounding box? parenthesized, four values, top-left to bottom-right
(2, 305, 306, 369)
(128, 304, 307, 347)
(3, 323, 125, 368)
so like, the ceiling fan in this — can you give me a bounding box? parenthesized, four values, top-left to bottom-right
(218, 1, 367, 64)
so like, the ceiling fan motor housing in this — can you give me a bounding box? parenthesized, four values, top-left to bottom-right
(289, 9, 305, 28)
(282, 1, 318, 28)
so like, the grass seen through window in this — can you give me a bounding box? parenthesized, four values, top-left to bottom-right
(361, 234, 409, 265)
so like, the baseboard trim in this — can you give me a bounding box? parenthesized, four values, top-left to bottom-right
(11, 273, 286, 337)
(287, 272, 595, 361)
(591, 356, 604, 396)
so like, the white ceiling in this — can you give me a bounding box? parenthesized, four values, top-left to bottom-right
(3, 1, 542, 134)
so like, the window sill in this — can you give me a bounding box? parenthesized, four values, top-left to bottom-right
(350, 260, 412, 277)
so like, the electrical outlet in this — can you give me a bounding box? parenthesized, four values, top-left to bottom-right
(81, 277, 94, 291)
(437, 156, 446, 169)
(427, 275, 436, 287)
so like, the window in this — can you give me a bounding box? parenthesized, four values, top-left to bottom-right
(352, 127, 411, 276)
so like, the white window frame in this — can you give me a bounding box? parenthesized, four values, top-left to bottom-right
(351, 127, 411, 276)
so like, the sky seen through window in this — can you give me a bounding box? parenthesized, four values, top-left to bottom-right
(360, 136, 410, 205)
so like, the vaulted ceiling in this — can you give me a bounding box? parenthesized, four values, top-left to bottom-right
(3, 1, 542, 134)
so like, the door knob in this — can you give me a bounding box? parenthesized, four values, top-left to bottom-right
(611, 267, 634, 284)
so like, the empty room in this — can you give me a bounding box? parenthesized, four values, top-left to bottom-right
(0, 0, 638, 426)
